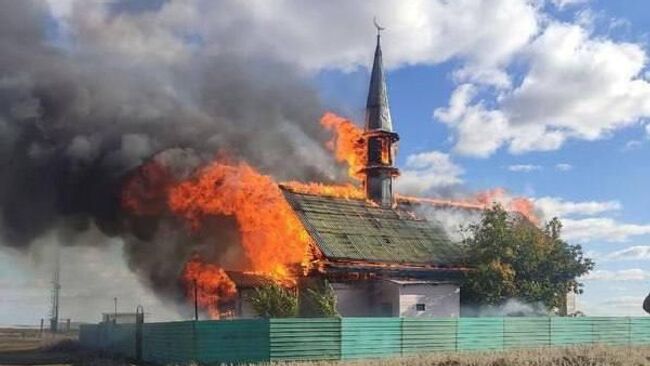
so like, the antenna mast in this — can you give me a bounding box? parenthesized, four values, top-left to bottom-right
(49, 249, 61, 333)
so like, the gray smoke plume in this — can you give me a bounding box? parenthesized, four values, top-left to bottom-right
(412, 205, 483, 243)
(461, 299, 548, 317)
(0, 1, 343, 312)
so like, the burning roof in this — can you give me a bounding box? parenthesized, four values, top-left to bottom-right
(283, 189, 463, 266)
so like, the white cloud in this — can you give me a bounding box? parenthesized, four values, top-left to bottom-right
(506, 24, 650, 140)
(551, 0, 590, 9)
(531, 197, 650, 244)
(533, 197, 621, 219)
(47, 1, 650, 158)
(604, 245, 650, 261)
(555, 163, 573, 171)
(49, 0, 539, 75)
(395, 151, 464, 195)
(623, 140, 643, 151)
(582, 268, 650, 281)
(581, 295, 647, 316)
(438, 23, 650, 157)
(507, 164, 541, 172)
(435, 84, 512, 157)
(562, 217, 650, 242)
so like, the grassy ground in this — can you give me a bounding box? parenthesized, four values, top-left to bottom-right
(0, 327, 77, 352)
(290, 346, 650, 366)
(0, 327, 83, 365)
(1, 327, 649, 365)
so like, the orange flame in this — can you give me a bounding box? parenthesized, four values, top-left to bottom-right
(398, 187, 539, 224)
(169, 161, 313, 279)
(121, 160, 174, 216)
(319, 112, 366, 181)
(281, 181, 364, 200)
(182, 257, 237, 319)
(381, 140, 391, 165)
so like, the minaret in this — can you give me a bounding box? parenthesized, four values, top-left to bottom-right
(363, 25, 399, 206)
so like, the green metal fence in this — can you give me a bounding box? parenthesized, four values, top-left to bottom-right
(79, 317, 650, 364)
(270, 318, 339, 361)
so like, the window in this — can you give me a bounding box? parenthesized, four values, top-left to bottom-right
(416, 303, 426, 311)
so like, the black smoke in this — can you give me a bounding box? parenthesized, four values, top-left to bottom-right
(0, 1, 341, 307)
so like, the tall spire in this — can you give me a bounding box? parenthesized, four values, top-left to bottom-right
(363, 20, 399, 207)
(365, 25, 393, 131)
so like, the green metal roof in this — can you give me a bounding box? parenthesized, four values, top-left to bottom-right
(282, 190, 463, 266)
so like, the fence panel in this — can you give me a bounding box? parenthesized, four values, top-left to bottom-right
(631, 317, 650, 345)
(551, 317, 593, 346)
(270, 318, 340, 361)
(77, 316, 650, 364)
(79, 324, 101, 349)
(109, 323, 136, 358)
(504, 318, 550, 349)
(402, 318, 457, 353)
(457, 318, 504, 351)
(194, 319, 269, 363)
(142, 321, 196, 364)
(592, 317, 630, 345)
(341, 318, 401, 359)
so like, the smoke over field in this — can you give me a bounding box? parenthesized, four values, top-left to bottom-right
(0, 1, 347, 314)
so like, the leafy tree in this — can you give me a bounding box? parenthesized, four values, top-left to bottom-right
(247, 283, 298, 318)
(461, 204, 594, 312)
(298, 279, 339, 317)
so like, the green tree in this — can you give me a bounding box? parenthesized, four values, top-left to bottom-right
(298, 279, 339, 317)
(461, 204, 594, 311)
(247, 283, 298, 318)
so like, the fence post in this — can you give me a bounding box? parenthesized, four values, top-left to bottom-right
(503, 318, 506, 351)
(628, 317, 632, 345)
(135, 305, 144, 362)
(191, 320, 198, 364)
(548, 317, 552, 347)
(454, 318, 459, 351)
(338, 317, 342, 361)
(400, 318, 404, 356)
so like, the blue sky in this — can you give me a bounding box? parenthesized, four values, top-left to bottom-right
(1, 0, 650, 324)
(312, 0, 650, 316)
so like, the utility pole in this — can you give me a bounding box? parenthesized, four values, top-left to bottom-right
(113, 297, 118, 323)
(49, 250, 61, 333)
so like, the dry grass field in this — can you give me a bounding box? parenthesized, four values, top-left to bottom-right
(292, 346, 650, 366)
(1, 327, 649, 366)
(0, 327, 83, 365)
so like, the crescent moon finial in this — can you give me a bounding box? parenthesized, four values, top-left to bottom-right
(373, 17, 385, 35)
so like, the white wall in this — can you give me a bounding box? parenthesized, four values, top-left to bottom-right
(399, 283, 460, 317)
(377, 280, 400, 316)
(331, 282, 372, 317)
(332, 281, 460, 318)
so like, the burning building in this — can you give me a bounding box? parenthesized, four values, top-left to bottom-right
(232, 31, 467, 318)
(119, 30, 490, 320)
